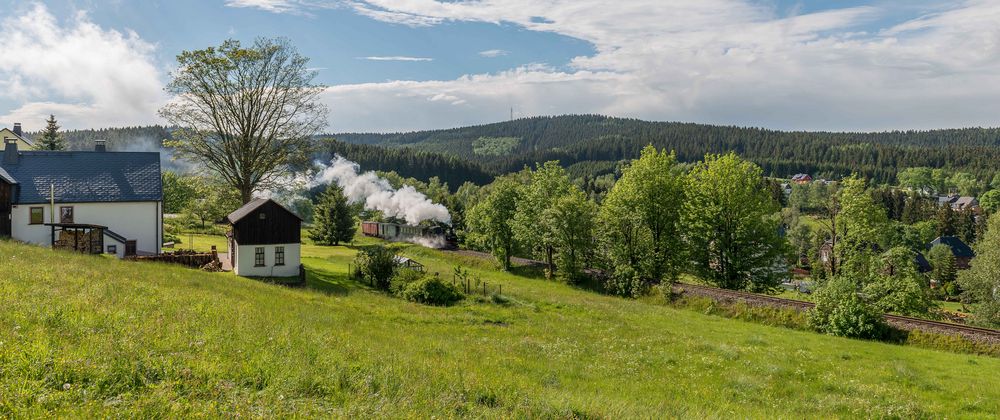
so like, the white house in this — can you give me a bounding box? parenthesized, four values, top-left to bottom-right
(226, 198, 302, 278)
(0, 138, 163, 257)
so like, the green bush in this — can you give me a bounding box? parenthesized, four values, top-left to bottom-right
(390, 268, 425, 295)
(808, 276, 887, 339)
(400, 276, 464, 306)
(354, 245, 397, 290)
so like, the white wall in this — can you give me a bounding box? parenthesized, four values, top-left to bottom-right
(10, 201, 161, 257)
(233, 242, 300, 278)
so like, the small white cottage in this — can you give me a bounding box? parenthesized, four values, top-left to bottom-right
(226, 198, 302, 278)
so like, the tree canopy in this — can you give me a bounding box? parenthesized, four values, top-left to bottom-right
(161, 38, 328, 203)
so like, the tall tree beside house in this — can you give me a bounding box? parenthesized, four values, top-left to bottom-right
(682, 153, 788, 292)
(162, 171, 199, 213)
(160, 38, 328, 204)
(928, 243, 957, 286)
(936, 204, 957, 237)
(980, 190, 1000, 214)
(309, 184, 356, 246)
(958, 215, 1000, 328)
(37, 114, 67, 151)
(832, 176, 889, 277)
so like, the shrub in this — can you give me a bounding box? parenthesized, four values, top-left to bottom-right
(400, 276, 464, 306)
(354, 245, 397, 290)
(389, 268, 425, 295)
(808, 276, 887, 339)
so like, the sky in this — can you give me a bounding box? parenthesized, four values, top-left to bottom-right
(1, 0, 999, 133)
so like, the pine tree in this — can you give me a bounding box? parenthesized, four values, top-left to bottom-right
(309, 184, 356, 246)
(38, 114, 67, 151)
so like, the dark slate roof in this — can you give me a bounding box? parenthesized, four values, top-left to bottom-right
(929, 236, 976, 258)
(0, 150, 162, 204)
(226, 198, 303, 224)
(0, 166, 15, 184)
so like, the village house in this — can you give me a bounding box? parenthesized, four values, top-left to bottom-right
(938, 194, 980, 212)
(0, 138, 163, 257)
(929, 236, 975, 269)
(0, 123, 35, 150)
(791, 173, 812, 185)
(226, 198, 302, 278)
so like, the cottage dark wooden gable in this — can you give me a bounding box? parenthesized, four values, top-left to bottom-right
(228, 199, 302, 245)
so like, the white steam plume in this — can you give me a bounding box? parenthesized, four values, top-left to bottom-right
(312, 155, 451, 225)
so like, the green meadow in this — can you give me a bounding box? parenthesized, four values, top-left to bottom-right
(1, 236, 998, 418)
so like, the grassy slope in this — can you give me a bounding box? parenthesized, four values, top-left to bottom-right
(1, 239, 998, 417)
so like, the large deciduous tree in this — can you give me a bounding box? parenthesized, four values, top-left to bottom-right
(160, 38, 328, 204)
(598, 145, 686, 292)
(514, 161, 574, 278)
(683, 153, 788, 292)
(541, 188, 598, 284)
(466, 179, 523, 270)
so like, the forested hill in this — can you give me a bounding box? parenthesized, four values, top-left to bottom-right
(333, 115, 1000, 184)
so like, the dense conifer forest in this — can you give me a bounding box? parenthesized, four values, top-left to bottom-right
(334, 115, 1000, 184)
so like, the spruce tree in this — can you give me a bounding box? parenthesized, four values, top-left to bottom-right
(38, 114, 67, 151)
(309, 184, 356, 246)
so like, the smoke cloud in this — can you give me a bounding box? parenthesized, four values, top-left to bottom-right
(312, 155, 451, 225)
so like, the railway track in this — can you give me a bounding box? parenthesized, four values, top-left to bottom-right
(443, 249, 1000, 344)
(672, 282, 1000, 345)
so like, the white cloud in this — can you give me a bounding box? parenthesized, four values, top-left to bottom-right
(357, 56, 434, 62)
(0, 4, 165, 130)
(322, 0, 1000, 132)
(478, 49, 509, 58)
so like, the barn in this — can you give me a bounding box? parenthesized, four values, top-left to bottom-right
(226, 198, 302, 278)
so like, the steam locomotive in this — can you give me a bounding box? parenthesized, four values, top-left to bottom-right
(360, 221, 457, 249)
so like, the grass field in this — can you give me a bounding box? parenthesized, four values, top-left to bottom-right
(1, 236, 999, 417)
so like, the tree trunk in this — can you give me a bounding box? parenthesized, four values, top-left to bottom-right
(546, 245, 554, 279)
(240, 186, 253, 205)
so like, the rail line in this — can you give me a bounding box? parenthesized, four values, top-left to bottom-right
(442, 249, 1000, 344)
(672, 282, 1000, 344)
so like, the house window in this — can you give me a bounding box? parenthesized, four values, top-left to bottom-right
(59, 206, 74, 224)
(275, 246, 285, 266)
(29, 207, 44, 225)
(254, 247, 265, 267)
(107, 245, 117, 254)
(259, 212, 267, 220)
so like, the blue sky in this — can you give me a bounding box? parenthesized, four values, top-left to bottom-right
(1, 0, 998, 132)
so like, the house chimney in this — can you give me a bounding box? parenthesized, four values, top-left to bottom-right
(3, 137, 18, 165)
(12, 123, 22, 137)
(95, 139, 107, 152)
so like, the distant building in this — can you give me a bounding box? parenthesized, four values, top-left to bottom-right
(791, 173, 812, 185)
(226, 198, 302, 278)
(929, 236, 975, 270)
(937, 195, 980, 212)
(1, 123, 35, 150)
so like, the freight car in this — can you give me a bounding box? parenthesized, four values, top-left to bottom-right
(361, 221, 457, 248)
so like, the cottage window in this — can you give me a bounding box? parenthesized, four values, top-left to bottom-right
(275, 246, 285, 266)
(107, 245, 117, 254)
(59, 206, 74, 224)
(259, 212, 267, 220)
(254, 247, 266, 267)
(29, 207, 44, 224)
